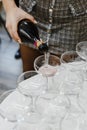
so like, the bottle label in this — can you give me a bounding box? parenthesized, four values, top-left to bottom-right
(34, 40, 42, 48)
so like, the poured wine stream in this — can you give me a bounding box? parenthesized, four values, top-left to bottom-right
(39, 52, 58, 77)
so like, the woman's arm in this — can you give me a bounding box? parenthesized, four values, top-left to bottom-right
(2, 0, 16, 13)
(2, 0, 36, 42)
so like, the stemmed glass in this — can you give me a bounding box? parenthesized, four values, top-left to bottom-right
(36, 93, 70, 130)
(6, 94, 70, 130)
(0, 89, 26, 130)
(76, 41, 87, 113)
(34, 53, 71, 129)
(34, 53, 60, 91)
(17, 70, 46, 124)
(60, 51, 85, 113)
(76, 41, 87, 80)
(60, 50, 86, 130)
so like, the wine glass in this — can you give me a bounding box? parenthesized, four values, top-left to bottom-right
(76, 41, 87, 80)
(34, 53, 60, 91)
(60, 51, 85, 113)
(0, 89, 26, 130)
(36, 92, 70, 130)
(60, 51, 84, 94)
(17, 70, 46, 124)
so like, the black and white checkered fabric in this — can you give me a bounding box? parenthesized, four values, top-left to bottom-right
(19, 0, 87, 55)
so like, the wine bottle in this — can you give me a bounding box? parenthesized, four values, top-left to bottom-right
(17, 19, 48, 52)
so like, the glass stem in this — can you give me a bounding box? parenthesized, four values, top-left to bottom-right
(46, 76, 49, 91)
(29, 96, 37, 113)
(44, 52, 50, 64)
(50, 76, 55, 90)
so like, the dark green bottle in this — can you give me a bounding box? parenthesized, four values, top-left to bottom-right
(18, 19, 48, 52)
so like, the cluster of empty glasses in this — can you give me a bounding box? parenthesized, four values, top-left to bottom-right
(0, 41, 87, 130)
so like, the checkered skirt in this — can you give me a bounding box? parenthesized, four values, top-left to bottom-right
(19, 0, 87, 55)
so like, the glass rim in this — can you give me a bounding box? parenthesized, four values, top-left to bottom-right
(34, 54, 60, 63)
(34, 54, 61, 72)
(76, 41, 87, 47)
(60, 50, 84, 65)
(17, 70, 38, 84)
(76, 41, 87, 59)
